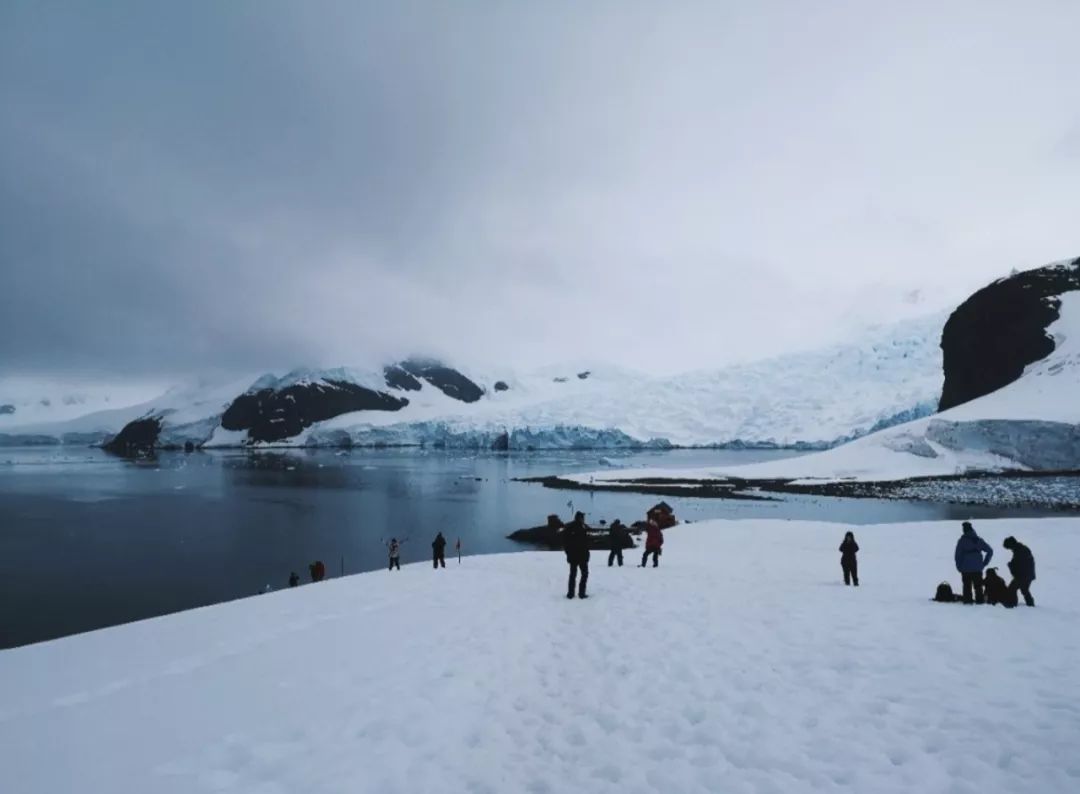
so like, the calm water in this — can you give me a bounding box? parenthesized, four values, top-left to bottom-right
(0, 446, 1062, 648)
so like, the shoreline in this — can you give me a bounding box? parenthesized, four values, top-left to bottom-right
(523, 469, 1080, 511)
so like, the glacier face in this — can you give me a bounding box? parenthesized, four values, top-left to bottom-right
(1, 311, 948, 451)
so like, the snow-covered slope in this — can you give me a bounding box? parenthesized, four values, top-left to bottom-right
(3, 517, 1079, 793)
(0, 376, 163, 429)
(577, 291, 1080, 484)
(0, 376, 259, 447)
(296, 312, 945, 449)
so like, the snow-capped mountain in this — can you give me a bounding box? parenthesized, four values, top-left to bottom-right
(575, 257, 1080, 483)
(0, 310, 946, 450)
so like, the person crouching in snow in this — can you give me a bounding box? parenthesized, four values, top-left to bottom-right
(640, 519, 663, 568)
(562, 511, 590, 599)
(954, 521, 993, 604)
(386, 537, 405, 571)
(983, 568, 1010, 606)
(839, 531, 859, 586)
(1003, 536, 1036, 607)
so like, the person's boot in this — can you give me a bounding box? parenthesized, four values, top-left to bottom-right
(566, 592, 574, 599)
(578, 591, 588, 599)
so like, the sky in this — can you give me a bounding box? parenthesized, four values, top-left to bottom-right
(2, 1, 1079, 385)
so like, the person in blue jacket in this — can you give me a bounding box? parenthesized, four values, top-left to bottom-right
(955, 521, 993, 604)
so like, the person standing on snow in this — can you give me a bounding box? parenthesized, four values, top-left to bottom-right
(607, 520, 629, 567)
(432, 532, 447, 569)
(839, 531, 859, 586)
(562, 511, 591, 599)
(1003, 536, 1036, 607)
(955, 521, 993, 604)
(288, 571, 300, 588)
(640, 518, 663, 568)
(386, 537, 406, 571)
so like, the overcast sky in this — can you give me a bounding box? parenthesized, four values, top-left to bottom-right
(2, 1, 1079, 381)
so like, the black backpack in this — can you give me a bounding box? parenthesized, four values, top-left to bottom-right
(934, 582, 957, 602)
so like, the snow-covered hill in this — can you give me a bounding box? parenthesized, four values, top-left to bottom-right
(3, 517, 1079, 793)
(0, 313, 947, 450)
(0, 376, 163, 429)
(574, 267, 1080, 485)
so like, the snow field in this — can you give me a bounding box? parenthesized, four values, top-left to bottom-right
(2, 518, 1080, 793)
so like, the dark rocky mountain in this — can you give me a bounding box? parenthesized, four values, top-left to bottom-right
(382, 365, 423, 392)
(99, 358, 489, 451)
(221, 380, 409, 443)
(397, 358, 485, 403)
(0, 404, 14, 415)
(103, 417, 162, 456)
(939, 257, 1080, 412)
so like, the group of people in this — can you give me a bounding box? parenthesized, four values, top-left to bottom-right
(952, 521, 1036, 607)
(838, 521, 1037, 607)
(561, 511, 665, 599)
(382, 532, 459, 571)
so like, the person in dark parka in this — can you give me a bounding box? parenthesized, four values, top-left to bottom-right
(432, 532, 447, 569)
(955, 521, 993, 604)
(607, 520, 629, 567)
(1003, 536, 1036, 607)
(562, 511, 591, 599)
(839, 531, 859, 586)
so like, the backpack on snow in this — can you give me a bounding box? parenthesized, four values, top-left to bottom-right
(933, 581, 960, 603)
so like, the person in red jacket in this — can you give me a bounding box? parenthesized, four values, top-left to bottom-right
(640, 519, 663, 568)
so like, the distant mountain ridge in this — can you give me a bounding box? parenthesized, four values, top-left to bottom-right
(1, 315, 947, 452)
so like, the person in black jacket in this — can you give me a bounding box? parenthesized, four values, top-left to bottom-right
(1003, 536, 1036, 607)
(432, 532, 447, 569)
(607, 520, 629, 567)
(839, 531, 859, 586)
(562, 511, 591, 599)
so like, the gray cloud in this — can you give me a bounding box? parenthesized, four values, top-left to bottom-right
(2, 1, 1079, 381)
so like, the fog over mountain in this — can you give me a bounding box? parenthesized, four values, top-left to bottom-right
(2, 2, 1079, 384)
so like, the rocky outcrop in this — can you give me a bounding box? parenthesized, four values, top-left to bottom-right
(493, 381, 509, 392)
(0, 404, 14, 415)
(508, 515, 638, 550)
(383, 365, 422, 392)
(103, 416, 162, 456)
(222, 380, 408, 443)
(939, 258, 1080, 411)
(398, 358, 484, 403)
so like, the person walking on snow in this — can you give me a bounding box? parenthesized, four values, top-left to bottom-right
(562, 511, 591, 599)
(955, 521, 993, 604)
(432, 532, 447, 569)
(1003, 536, 1036, 607)
(839, 531, 859, 586)
(386, 537, 405, 571)
(607, 520, 629, 567)
(640, 518, 663, 568)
